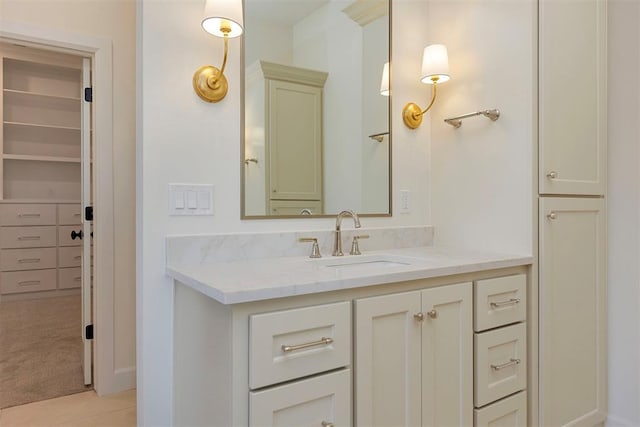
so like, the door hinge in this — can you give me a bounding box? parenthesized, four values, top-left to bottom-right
(84, 87, 93, 102)
(85, 206, 93, 221)
(85, 324, 94, 340)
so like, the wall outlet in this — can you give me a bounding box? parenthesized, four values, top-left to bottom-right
(400, 190, 411, 213)
(168, 184, 214, 216)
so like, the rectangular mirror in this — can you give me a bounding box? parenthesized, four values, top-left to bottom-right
(242, 0, 391, 218)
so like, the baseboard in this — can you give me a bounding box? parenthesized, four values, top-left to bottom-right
(96, 366, 136, 396)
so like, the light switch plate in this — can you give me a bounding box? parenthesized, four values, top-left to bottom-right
(400, 190, 411, 213)
(169, 184, 214, 216)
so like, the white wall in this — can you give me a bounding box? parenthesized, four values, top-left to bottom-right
(137, 0, 431, 423)
(428, 0, 534, 255)
(1, 0, 137, 391)
(607, 0, 640, 425)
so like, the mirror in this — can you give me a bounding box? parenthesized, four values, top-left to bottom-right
(242, 0, 391, 218)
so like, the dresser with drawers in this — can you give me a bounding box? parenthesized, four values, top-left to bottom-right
(0, 202, 83, 300)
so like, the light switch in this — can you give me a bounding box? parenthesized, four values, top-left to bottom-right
(187, 191, 198, 209)
(168, 184, 214, 216)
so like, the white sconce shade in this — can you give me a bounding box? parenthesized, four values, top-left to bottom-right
(380, 62, 390, 96)
(421, 44, 450, 84)
(202, 0, 244, 38)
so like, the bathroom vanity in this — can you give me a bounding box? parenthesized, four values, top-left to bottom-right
(167, 228, 532, 426)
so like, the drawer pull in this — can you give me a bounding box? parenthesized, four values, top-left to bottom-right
(321, 422, 334, 427)
(74, 277, 82, 281)
(18, 280, 41, 286)
(74, 255, 82, 260)
(18, 213, 41, 218)
(491, 358, 521, 371)
(74, 213, 82, 217)
(18, 236, 41, 241)
(18, 258, 40, 263)
(490, 298, 521, 308)
(282, 337, 333, 353)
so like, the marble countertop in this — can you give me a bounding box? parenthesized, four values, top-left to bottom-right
(166, 246, 533, 305)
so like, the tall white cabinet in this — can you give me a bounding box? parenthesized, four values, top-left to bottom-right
(538, 0, 607, 425)
(0, 44, 83, 300)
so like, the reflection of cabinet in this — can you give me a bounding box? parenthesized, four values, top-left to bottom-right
(355, 282, 472, 426)
(1, 45, 82, 201)
(539, 197, 606, 426)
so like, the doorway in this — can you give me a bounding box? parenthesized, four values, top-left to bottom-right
(0, 42, 94, 408)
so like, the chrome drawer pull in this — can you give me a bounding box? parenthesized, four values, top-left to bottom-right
(18, 213, 41, 218)
(321, 422, 334, 427)
(491, 358, 521, 371)
(490, 298, 521, 308)
(282, 337, 334, 353)
(18, 280, 41, 286)
(18, 258, 40, 263)
(18, 236, 41, 241)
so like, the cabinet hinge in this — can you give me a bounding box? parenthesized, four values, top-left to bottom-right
(85, 324, 94, 340)
(85, 206, 94, 221)
(84, 87, 93, 102)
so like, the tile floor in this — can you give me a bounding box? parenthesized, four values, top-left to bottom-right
(0, 389, 136, 426)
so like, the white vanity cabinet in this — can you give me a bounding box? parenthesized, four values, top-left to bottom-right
(354, 282, 472, 427)
(173, 264, 530, 427)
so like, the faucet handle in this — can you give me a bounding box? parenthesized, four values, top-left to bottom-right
(350, 234, 370, 255)
(299, 237, 322, 258)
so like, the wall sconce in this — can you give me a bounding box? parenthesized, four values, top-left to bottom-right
(380, 62, 390, 96)
(193, 0, 244, 103)
(402, 44, 450, 129)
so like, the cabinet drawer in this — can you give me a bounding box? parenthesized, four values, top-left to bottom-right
(58, 267, 82, 289)
(0, 269, 57, 294)
(475, 274, 526, 332)
(474, 391, 527, 427)
(58, 225, 82, 247)
(58, 204, 82, 225)
(475, 323, 527, 407)
(249, 301, 351, 389)
(1, 247, 56, 271)
(0, 204, 56, 226)
(58, 246, 82, 268)
(0, 226, 57, 248)
(249, 369, 351, 427)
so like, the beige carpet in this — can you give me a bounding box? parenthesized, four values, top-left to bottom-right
(0, 295, 91, 409)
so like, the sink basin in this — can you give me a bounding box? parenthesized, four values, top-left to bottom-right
(312, 254, 417, 270)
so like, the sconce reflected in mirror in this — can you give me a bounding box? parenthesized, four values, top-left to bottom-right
(380, 62, 390, 96)
(402, 44, 450, 129)
(193, 0, 244, 103)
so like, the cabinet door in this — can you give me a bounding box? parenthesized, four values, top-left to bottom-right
(539, 0, 606, 195)
(355, 291, 421, 427)
(267, 79, 323, 201)
(540, 197, 606, 426)
(421, 282, 473, 427)
(249, 369, 350, 427)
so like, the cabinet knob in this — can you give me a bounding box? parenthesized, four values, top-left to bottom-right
(321, 422, 334, 427)
(427, 309, 438, 319)
(547, 212, 557, 220)
(414, 312, 424, 321)
(546, 171, 558, 179)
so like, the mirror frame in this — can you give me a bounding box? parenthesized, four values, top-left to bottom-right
(240, 0, 392, 219)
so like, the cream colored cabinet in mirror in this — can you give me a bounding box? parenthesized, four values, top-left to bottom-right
(242, 0, 391, 218)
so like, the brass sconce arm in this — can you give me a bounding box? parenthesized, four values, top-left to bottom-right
(402, 77, 440, 129)
(193, 31, 231, 103)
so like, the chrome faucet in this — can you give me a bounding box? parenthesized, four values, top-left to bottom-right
(333, 210, 361, 256)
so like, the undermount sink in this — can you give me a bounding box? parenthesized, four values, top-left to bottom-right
(311, 254, 417, 270)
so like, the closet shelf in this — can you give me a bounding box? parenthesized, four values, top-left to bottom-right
(3, 89, 81, 103)
(3, 154, 81, 163)
(3, 121, 81, 132)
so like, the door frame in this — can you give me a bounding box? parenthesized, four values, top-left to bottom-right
(0, 20, 131, 395)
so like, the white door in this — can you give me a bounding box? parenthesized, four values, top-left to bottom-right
(539, 197, 606, 426)
(539, 0, 606, 196)
(354, 290, 421, 427)
(81, 57, 93, 385)
(421, 282, 473, 427)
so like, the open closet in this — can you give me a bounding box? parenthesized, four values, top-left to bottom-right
(0, 42, 93, 408)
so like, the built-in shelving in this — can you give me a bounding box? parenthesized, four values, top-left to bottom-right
(3, 89, 81, 103)
(3, 154, 81, 163)
(2, 121, 81, 132)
